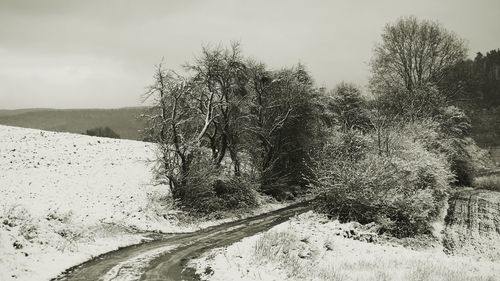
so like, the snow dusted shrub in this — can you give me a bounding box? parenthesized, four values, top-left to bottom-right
(1, 205, 39, 242)
(447, 136, 496, 186)
(19, 223, 38, 241)
(325, 129, 369, 162)
(464, 142, 495, 172)
(183, 176, 259, 215)
(145, 189, 175, 218)
(46, 208, 73, 223)
(213, 178, 259, 209)
(54, 226, 86, 252)
(315, 126, 453, 237)
(2, 204, 31, 228)
(176, 155, 259, 215)
(404, 110, 485, 186)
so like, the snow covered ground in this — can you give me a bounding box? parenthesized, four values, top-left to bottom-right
(191, 211, 500, 281)
(0, 125, 282, 281)
(0, 125, 174, 280)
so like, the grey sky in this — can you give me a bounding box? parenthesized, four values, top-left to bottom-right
(1, 0, 499, 109)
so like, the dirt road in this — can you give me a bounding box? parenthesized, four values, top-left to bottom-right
(52, 201, 313, 281)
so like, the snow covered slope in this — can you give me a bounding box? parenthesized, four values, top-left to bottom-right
(0, 125, 176, 281)
(0, 125, 176, 230)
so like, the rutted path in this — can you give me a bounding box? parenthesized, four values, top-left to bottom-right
(52, 201, 313, 281)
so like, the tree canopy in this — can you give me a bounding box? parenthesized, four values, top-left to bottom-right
(370, 16, 468, 119)
(142, 43, 322, 207)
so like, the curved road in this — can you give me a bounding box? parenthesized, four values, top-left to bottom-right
(52, 201, 313, 281)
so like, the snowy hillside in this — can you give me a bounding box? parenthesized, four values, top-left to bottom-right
(0, 125, 176, 228)
(0, 125, 175, 280)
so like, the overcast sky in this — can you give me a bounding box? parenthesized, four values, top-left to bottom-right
(1, 0, 499, 109)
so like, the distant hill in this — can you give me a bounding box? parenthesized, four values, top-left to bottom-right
(0, 107, 147, 140)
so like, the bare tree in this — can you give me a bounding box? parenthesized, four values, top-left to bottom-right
(246, 63, 319, 194)
(370, 16, 468, 115)
(187, 43, 249, 176)
(142, 63, 198, 195)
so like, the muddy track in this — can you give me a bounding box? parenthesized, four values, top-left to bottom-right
(52, 201, 313, 281)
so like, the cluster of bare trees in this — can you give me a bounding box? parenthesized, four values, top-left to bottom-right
(140, 16, 475, 214)
(142, 44, 320, 204)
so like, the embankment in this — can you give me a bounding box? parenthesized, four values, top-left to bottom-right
(444, 188, 500, 260)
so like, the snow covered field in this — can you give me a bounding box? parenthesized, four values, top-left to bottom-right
(192, 211, 500, 281)
(0, 125, 174, 280)
(0, 125, 283, 281)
